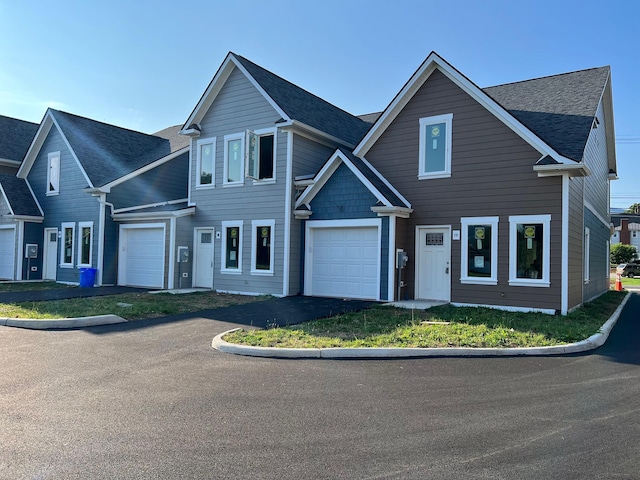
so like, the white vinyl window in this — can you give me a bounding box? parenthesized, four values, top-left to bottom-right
(60, 222, 75, 267)
(196, 138, 216, 188)
(221, 221, 243, 273)
(251, 220, 275, 275)
(224, 133, 244, 186)
(584, 227, 590, 283)
(246, 128, 276, 182)
(47, 152, 60, 195)
(77, 221, 93, 267)
(418, 113, 453, 179)
(461, 216, 499, 285)
(509, 215, 551, 287)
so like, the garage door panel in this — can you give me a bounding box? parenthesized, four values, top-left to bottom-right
(0, 229, 15, 280)
(120, 227, 164, 288)
(308, 226, 379, 300)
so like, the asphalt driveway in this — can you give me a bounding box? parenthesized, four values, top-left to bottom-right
(1, 294, 639, 479)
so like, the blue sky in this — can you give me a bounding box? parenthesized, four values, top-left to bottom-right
(1, 0, 637, 208)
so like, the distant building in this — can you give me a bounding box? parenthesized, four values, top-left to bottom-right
(611, 213, 640, 251)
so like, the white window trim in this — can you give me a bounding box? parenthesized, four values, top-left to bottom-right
(60, 222, 75, 268)
(251, 127, 277, 184)
(508, 214, 551, 287)
(195, 137, 216, 189)
(460, 216, 499, 285)
(223, 133, 245, 187)
(251, 219, 275, 275)
(47, 151, 60, 195)
(77, 221, 94, 267)
(418, 113, 453, 180)
(584, 227, 590, 284)
(221, 220, 243, 274)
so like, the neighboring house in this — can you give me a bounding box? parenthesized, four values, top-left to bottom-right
(0, 115, 42, 280)
(611, 213, 640, 251)
(9, 109, 189, 287)
(178, 52, 371, 296)
(297, 52, 616, 314)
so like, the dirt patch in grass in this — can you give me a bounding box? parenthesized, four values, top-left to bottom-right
(0, 291, 269, 321)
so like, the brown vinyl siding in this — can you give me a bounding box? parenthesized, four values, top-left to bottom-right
(366, 68, 563, 311)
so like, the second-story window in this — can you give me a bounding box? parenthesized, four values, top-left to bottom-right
(224, 134, 244, 185)
(196, 138, 215, 187)
(247, 130, 275, 181)
(47, 152, 60, 195)
(418, 114, 453, 180)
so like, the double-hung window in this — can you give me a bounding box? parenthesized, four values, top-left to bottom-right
(251, 220, 275, 275)
(47, 152, 60, 195)
(60, 222, 75, 267)
(509, 215, 551, 287)
(246, 129, 275, 181)
(77, 222, 93, 267)
(418, 114, 452, 179)
(196, 138, 215, 187)
(221, 221, 243, 273)
(224, 133, 244, 185)
(461, 217, 498, 285)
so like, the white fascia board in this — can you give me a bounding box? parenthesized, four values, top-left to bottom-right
(48, 113, 95, 189)
(9, 215, 44, 223)
(0, 158, 20, 167)
(112, 207, 195, 221)
(534, 162, 591, 177)
(0, 184, 14, 215)
(113, 198, 189, 214)
(101, 146, 189, 190)
(354, 52, 567, 163)
(18, 111, 53, 178)
(356, 154, 411, 209)
(584, 201, 611, 229)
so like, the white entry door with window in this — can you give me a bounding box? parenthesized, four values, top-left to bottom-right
(43, 228, 58, 280)
(194, 228, 214, 288)
(416, 227, 451, 301)
(0, 227, 15, 280)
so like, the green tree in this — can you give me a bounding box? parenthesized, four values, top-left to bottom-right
(611, 243, 637, 264)
(624, 203, 640, 214)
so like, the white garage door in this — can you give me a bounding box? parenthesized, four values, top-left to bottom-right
(0, 228, 15, 280)
(119, 227, 165, 288)
(306, 226, 379, 300)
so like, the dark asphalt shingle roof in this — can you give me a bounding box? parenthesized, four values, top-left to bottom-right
(233, 54, 371, 146)
(51, 110, 180, 187)
(0, 115, 39, 162)
(339, 149, 409, 208)
(483, 66, 610, 162)
(0, 173, 42, 217)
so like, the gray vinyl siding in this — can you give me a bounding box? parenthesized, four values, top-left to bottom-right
(173, 216, 193, 289)
(108, 152, 189, 210)
(567, 176, 584, 309)
(365, 68, 563, 311)
(583, 207, 610, 302)
(306, 163, 390, 300)
(582, 102, 610, 219)
(23, 222, 43, 280)
(189, 65, 286, 296)
(27, 126, 100, 284)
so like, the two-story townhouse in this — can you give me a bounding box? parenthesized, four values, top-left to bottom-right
(297, 52, 616, 314)
(0, 115, 41, 280)
(15, 109, 190, 287)
(178, 52, 371, 296)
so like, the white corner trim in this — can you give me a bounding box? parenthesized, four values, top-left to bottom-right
(283, 130, 293, 296)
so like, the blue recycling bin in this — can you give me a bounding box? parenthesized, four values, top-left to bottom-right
(79, 267, 97, 288)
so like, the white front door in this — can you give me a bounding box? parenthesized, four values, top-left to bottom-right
(194, 228, 214, 288)
(416, 227, 451, 301)
(0, 227, 15, 280)
(43, 228, 58, 281)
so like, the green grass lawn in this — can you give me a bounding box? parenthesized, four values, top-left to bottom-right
(0, 291, 268, 321)
(224, 290, 627, 349)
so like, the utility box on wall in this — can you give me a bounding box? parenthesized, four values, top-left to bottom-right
(25, 244, 38, 258)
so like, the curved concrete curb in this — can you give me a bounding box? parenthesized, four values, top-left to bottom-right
(212, 292, 632, 359)
(0, 314, 127, 330)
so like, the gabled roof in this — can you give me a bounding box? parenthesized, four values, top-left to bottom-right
(0, 115, 39, 163)
(0, 173, 43, 218)
(182, 52, 371, 147)
(19, 109, 184, 188)
(483, 67, 611, 162)
(296, 148, 411, 211)
(354, 51, 611, 168)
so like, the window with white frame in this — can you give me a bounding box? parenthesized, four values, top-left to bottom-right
(246, 130, 275, 181)
(418, 113, 453, 179)
(221, 221, 243, 272)
(251, 220, 275, 274)
(47, 152, 60, 195)
(77, 222, 93, 267)
(60, 222, 75, 267)
(509, 215, 551, 286)
(584, 227, 591, 283)
(461, 217, 498, 285)
(196, 138, 215, 187)
(224, 133, 244, 185)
